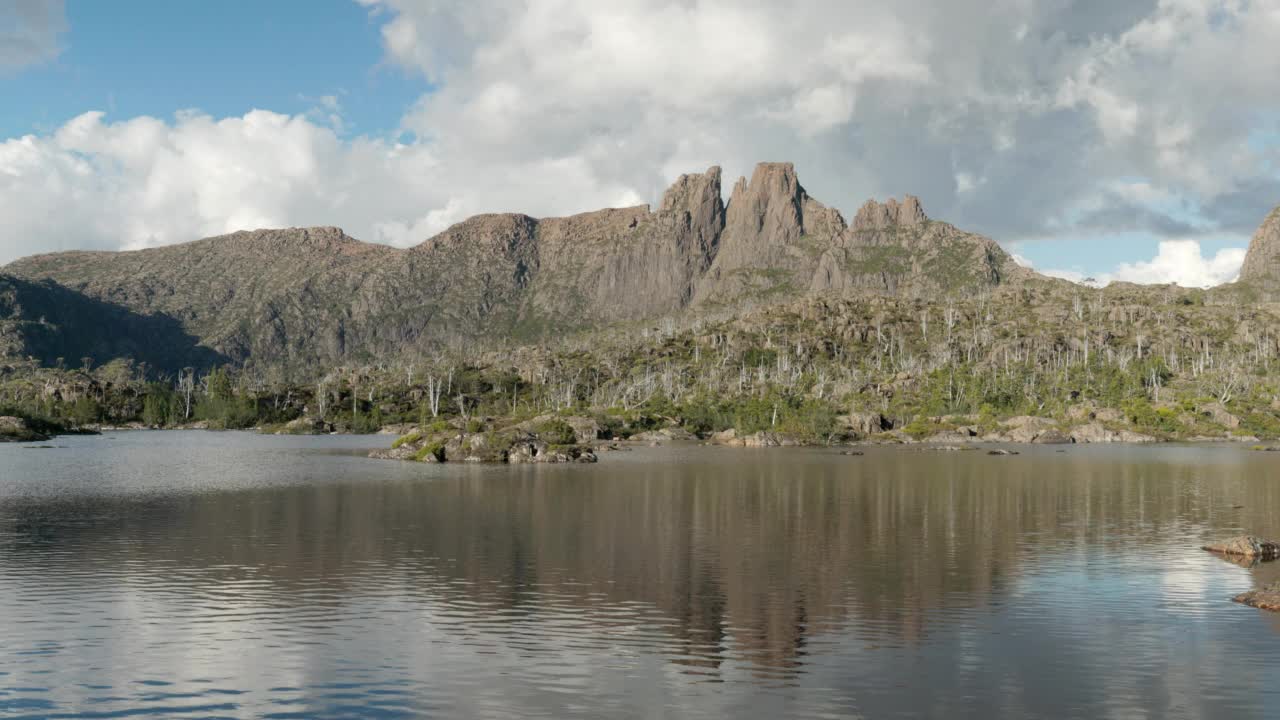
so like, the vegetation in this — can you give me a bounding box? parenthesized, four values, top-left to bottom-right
(4, 282, 1280, 444)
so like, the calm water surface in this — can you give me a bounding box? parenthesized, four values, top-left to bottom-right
(2, 432, 1280, 719)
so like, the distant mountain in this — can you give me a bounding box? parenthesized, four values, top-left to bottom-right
(2, 163, 1037, 376)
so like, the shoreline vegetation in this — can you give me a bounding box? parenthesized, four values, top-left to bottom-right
(8, 284, 1280, 458)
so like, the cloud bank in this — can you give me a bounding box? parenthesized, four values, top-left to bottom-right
(1033, 240, 1247, 288)
(0, 0, 66, 71)
(2, 0, 1278, 287)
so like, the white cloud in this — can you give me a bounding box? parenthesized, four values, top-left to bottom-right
(1107, 240, 1245, 288)
(0, 0, 66, 70)
(355, 0, 1280, 253)
(0, 109, 643, 263)
(1037, 240, 1246, 289)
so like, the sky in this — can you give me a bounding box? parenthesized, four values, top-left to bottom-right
(2, 0, 1279, 287)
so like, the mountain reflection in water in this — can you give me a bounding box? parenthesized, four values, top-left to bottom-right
(2, 433, 1279, 718)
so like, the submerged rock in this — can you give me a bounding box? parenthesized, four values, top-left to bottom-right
(987, 449, 1019, 456)
(1201, 536, 1280, 560)
(1234, 583, 1280, 612)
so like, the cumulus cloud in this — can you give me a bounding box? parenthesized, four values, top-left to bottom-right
(1038, 240, 1246, 288)
(1108, 241, 1246, 287)
(364, 0, 1280, 243)
(0, 0, 66, 70)
(3, 0, 1280, 279)
(0, 109, 643, 263)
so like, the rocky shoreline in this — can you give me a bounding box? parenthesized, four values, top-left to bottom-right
(362, 407, 1280, 466)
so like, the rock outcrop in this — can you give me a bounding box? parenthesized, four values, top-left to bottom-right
(851, 195, 927, 231)
(1201, 536, 1280, 560)
(1238, 205, 1280, 285)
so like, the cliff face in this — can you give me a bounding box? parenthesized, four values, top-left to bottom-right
(692, 166, 1029, 305)
(525, 165, 721, 328)
(1238, 206, 1280, 286)
(812, 198, 1033, 296)
(3, 163, 1035, 375)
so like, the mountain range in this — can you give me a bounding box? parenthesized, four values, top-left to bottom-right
(1, 161, 1273, 377)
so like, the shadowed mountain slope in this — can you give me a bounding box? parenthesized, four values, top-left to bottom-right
(0, 273, 226, 373)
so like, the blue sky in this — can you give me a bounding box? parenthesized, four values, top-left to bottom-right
(2, 1, 420, 139)
(1, 0, 1276, 286)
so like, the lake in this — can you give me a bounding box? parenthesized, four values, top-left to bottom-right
(2, 432, 1279, 719)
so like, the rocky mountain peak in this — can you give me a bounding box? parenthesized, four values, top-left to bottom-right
(726, 162, 806, 236)
(1238, 205, 1280, 285)
(660, 166, 722, 215)
(416, 213, 539, 254)
(852, 195, 928, 231)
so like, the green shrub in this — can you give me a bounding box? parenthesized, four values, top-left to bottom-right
(413, 442, 445, 462)
(534, 419, 577, 445)
(392, 431, 423, 449)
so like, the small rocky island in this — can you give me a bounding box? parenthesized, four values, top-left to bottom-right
(372, 415, 600, 464)
(1202, 536, 1280, 612)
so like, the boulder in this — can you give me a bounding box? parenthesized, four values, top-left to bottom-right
(1001, 416, 1058, 443)
(1069, 422, 1114, 443)
(507, 438, 596, 464)
(848, 411, 892, 435)
(711, 428, 740, 445)
(563, 415, 604, 443)
(1200, 402, 1242, 429)
(632, 427, 697, 442)
(1201, 536, 1280, 560)
(279, 416, 334, 435)
(1093, 408, 1126, 423)
(1068, 422, 1157, 444)
(926, 429, 976, 444)
(743, 432, 781, 447)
